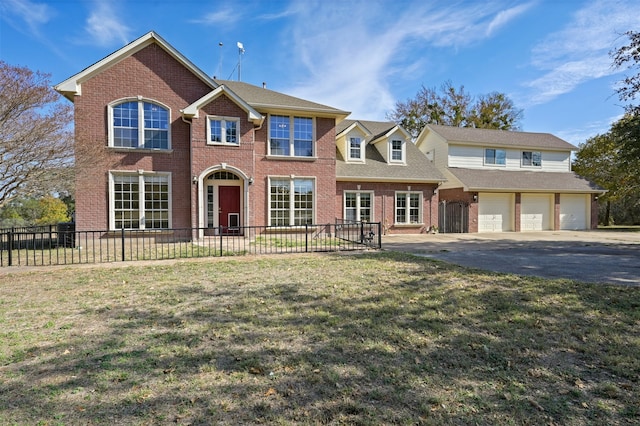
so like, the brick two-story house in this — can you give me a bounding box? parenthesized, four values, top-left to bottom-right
(55, 32, 349, 235)
(415, 124, 604, 233)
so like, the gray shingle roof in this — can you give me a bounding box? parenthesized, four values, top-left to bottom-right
(336, 120, 446, 183)
(216, 80, 349, 117)
(337, 119, 399, 140)
(427, 124, 576, 151)
(448, 168, 603, 193)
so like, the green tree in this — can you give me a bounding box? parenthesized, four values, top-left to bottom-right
(0, 61, 74, 208)
(611, 30, 640, 114)
(0, 195, 70, 227)
(574, 115, 640, 225)
(387, 81, 522, 138)
(36, 195, 70, 225)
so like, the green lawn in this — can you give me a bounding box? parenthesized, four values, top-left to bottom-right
(0, 252, 638, 425)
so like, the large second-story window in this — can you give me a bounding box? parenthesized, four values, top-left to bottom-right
(111, 100, 170, 150)
(485, 148, 506, 165)
(269, 115, 314, 157)
(208, 116, 239, 145)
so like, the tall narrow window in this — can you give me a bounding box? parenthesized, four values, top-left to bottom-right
(391, 139, 404, 162)
(111, 100, 169, 149)
(269, 177, 314, 226)
(269, 115, 314, 157)
(395, 192, 421, 224)
(349, 137, 363, 161)
(111, 172, 170, 230)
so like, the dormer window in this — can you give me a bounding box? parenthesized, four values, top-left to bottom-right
(484, 148, 506, 166)
(522, 151, 542, 167)
(207, 116, 239, 145)
(390, 139, 404, 163)
(348, 137, 364, 161)
(110, 99, 170, 150)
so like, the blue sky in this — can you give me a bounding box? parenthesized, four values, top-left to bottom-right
(1, 0, 639, 146)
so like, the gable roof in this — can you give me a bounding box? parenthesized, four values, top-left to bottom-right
(424, 124, 576, 151)
(216, 80, 350, 119)
(448, 167, 604, 193)
(336, 120, 446, 183)
(337, 119, 401, 140)
(55, 31, 217, 101)
(181, 85, 263, 125)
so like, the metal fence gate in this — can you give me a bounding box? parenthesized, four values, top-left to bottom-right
(438, 201, 469, 233)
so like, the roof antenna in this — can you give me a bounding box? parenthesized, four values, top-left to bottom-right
(215, 42, 223, 80)
(236, 42, 244, 81)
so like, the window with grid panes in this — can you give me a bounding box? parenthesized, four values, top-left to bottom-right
(111, 100, 169, 149)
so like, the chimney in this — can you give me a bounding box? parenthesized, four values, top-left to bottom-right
(262, 82, 267, 89)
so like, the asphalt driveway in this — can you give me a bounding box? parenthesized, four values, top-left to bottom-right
(382, 230, 640, 286)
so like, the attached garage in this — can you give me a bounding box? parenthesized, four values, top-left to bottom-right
(560, 194, 589, 230)
(478, 193, 514, 232)
(521, 193, 553, 231)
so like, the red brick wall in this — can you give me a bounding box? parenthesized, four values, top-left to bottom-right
(335, 182, 439, 234)
(74, 43, 212, 231)
(253, 116, 337, 225)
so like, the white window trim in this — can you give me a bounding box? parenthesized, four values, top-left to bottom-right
(108, 170, 172, 231)
(347, 137, 365, 162)
(394, 191, 423, 225)
(389, 139, 406, 164)
(267, 115, 316, 158)
(484, 148, 507, 167)
(522, 150, 542, 168)
(343, 191, 374, 222)
(268, 176, 316, 227)
(207, 115, 240, 146)
(108, 97, 172, 150)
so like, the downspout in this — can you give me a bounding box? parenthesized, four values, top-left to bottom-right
(250, 116, 265, 227)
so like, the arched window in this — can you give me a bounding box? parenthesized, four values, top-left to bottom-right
(110, 100, 170, 150)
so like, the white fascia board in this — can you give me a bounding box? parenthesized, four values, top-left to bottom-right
(337, 121, 370, 139)
(55, 31, 218, 100)
(181, 85, 263, 125)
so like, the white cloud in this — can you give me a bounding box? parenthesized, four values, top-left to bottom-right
(283, 0, 527, 120)
(486, 2, 536, 37)
(84, 1, 131, 47)
(0, 0, 51, 34)
(191, 7, 238, 26)
(556, 113, 623, 146)
(524, 0, 640, 106)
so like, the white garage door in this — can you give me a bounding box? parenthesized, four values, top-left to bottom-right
(478, 193, 514, 232)
(521, 194, 553, 231)
(560, 194, 588, 230)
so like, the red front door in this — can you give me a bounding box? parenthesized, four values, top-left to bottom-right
(219, 186, 240, 230)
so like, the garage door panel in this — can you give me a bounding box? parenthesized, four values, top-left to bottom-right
(521, 194, 553, 231)
(560, 194, 588, 230)
(478, 193, 513, 232)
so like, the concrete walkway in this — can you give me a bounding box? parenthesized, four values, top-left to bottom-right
(381, 230, 640, 286)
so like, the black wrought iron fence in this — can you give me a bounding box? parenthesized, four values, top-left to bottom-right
(0, 222, 381, 267)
